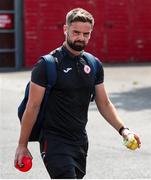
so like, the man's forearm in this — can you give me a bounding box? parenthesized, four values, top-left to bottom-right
(18, 104, 40, 146)
(98, 100, 124, 132)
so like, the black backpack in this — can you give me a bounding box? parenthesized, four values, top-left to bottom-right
(17, 51, 97, 142)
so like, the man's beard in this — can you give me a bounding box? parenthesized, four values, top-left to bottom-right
(67, 37, 86, 51)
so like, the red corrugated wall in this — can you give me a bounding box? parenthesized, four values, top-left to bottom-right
(24, 0, 151, 67)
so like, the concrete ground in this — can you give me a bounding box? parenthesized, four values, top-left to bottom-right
(0, 64, 151, 179)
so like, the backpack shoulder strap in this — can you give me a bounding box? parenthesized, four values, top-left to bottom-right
(41, 54, 57, 88)
(83, 52, 98, 102)
(83, 52, 97, 77)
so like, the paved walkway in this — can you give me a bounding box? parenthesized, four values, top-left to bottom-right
(0, 64, 151, 179)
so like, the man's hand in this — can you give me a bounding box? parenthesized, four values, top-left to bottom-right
(14, 145, 33, 168)
(121, 129, 141, 150)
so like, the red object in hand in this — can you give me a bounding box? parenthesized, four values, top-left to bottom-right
(15, 156, 32, 172)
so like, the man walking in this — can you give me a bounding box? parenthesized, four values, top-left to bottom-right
(14, 8, 141, 179)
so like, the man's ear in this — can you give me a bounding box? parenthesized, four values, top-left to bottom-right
(63, 24, 67, 35)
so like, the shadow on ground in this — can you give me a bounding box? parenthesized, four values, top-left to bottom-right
(90, 87, 151, 111)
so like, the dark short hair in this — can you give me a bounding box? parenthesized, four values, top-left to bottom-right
(66, 8, 94, 28)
